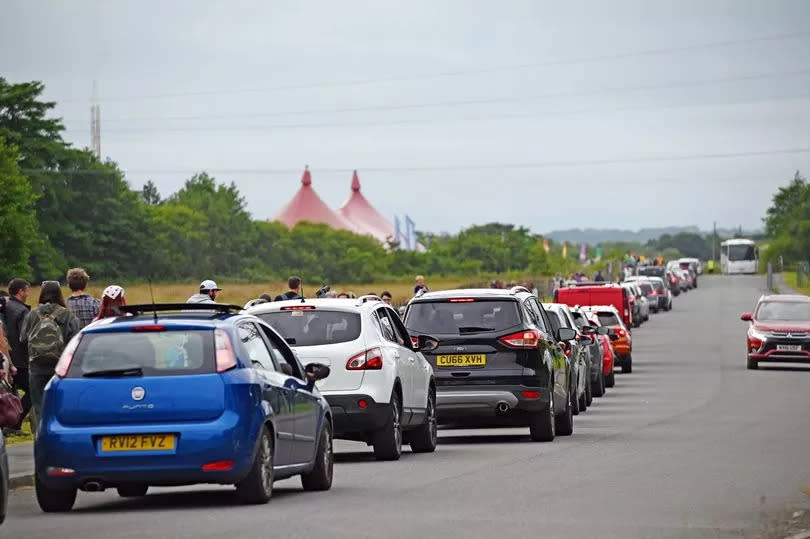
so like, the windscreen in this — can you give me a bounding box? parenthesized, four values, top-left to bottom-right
(67, 330, 214, 378)
(728, 244, 756, 261)
(638, 267, 665, 278)
(258, 310, 361, 346)
(640, 283, 654, 295)
(595, 312, 621, 326)
(755, 302, 810, 322)
(405, 300, 521, 335)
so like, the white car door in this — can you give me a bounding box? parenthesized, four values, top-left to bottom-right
(387, 306, 428, 410)
(374, 307, 414, 409)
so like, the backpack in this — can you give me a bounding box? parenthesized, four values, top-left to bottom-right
(28, 307, 65, 364)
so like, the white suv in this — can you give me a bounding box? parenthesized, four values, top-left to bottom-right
(247, 297, 437, 461)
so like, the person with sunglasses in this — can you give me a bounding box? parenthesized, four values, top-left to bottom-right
(20, 281, 80, 429)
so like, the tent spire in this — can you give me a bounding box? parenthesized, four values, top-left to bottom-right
(301, 165, 312, 186)
(351, 170, 360, 192)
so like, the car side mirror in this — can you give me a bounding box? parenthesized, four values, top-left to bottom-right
(581, 325, 595, 335)
(414, 334, 439, 352)
(740, 313, 753, 322)
(279, 363, 294, 376)
(305, 362, 330, 381)
(557, 327, 576, 341)
(597, 327, 609, 335)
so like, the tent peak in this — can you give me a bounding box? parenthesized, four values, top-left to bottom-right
(301, 166, 312, 186)
(351, 170, 361, 192)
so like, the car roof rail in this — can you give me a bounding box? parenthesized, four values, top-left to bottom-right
(509, 286, 531, 295)
(356, 294, 382, 305)
(413, 289, 427, 299)
(119, 303, 244, 315)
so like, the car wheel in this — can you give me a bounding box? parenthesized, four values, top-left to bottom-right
(621, 354, 633, 374)
(301, 422, 334, 491)
(529, 383, 555, 442)
(554, 385, 574, 436)
(605, 372, 615, 388)
(236, 427, 274, 504)
(578, 383, 588, 412)
(409, 390, 438, 453)
(592, 373, 605, 397)
(35, 474, 77, 513)
(585, 376, 593, 407)
(373, 392, 403, 461)
(117, 485, 148, 498)
(747, 357, 758, 370)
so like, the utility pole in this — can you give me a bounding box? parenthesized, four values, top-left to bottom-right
(712, 221, 717, 261)
(90, 80, 101, 159)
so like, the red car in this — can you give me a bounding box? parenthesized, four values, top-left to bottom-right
(555, 284, 634, 329)
(741, 294, 810, 369)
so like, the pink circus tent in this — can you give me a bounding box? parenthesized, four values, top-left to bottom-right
(273, 167, 356, 231)
(338, 170, 396, 244)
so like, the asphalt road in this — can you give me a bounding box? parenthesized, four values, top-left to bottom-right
(5, 275, 810, 538)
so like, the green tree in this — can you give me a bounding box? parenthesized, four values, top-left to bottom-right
(763, 171, 810, 264)
(0, 137, 39, 280)
(141, 180, 161, 205)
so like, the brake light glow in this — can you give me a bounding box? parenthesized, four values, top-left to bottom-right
(132, 324, 166, 332)
(215, 329, 237, 372)
(449, 298, 475, 303)
(281, 305, 316, 310)
(357, 399, 368, 409)
(54, 334, 82, 377)
(46, 467, 76, 476)
(499, 330, 540, 349)
(410, 337, 419, 348)
(521, 390, 541, 399)
(347, 348, 384, 370)
(202, 460, 234, 472)
(617, 329, 627, 337)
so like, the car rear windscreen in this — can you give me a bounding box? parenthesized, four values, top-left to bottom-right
(258, 311, 361, 346)
(570, 311, 588, 330)
(67, 330, 215, 378)
(595, 312, 621, 326)
(405, 300, 521, 335)
(638, 267, 665, 278)
(639, 283, 653, 295)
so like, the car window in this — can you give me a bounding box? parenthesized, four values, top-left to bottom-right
(532, 299, 553, 333)
(405, 299, 522, 335)
(523, 299, 541, 326)
(257, 309, 361, 346)
(258, 323, 305, 379)
(375, 308, 398, 343)
(384, 306, 413, 347)
(238, 323, 276, 371)
(595, 312, 621, 326)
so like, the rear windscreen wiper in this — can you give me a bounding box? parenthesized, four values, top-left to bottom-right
(82, 367, 144, 378)
(457, 326, 495, 334)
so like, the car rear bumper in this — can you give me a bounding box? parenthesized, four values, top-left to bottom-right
(35, 410, 259, 489)
(324, 394, 391, 435)
(435, 385, 550, 422)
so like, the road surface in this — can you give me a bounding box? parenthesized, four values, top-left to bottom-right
(5, 275, 810, 538)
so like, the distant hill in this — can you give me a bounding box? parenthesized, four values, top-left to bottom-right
(545, 226, 760, 244)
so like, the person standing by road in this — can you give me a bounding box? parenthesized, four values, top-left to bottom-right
(187, 280, 221, 304)
(414, 275, 429, 295)
(20, 281, 80, 428)
(594, 270, 605, 282)
(65, 268, 100, 328)
(381, 291, 393, 305)
(274, 276, 302, 301)
(2, 279, 32, 430)
(93, 285, 127, 321)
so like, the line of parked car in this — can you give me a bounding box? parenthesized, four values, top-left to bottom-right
(29, 260, 702, 513)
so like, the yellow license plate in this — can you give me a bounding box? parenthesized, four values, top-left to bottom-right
(101, 434, 176, 452)
(436, 354, 487, 368)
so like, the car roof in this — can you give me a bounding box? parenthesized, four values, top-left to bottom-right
(82, 312, 245, 333)
(759, 294, 810, 303)
(581, 305, 620, 314)
(410, 288, 527, 301)
(246, 297, 385, 314)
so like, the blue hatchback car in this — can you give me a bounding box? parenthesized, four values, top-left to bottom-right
(34, 304, 334, 512)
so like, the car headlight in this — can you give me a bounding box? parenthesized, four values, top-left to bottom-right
(748, 328, 768, 341)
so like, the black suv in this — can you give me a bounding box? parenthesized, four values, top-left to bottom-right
(404, 287, 575, 442)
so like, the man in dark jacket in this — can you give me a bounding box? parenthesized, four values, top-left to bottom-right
(274, 276, 302, 302)
(2, 278, 31, 429)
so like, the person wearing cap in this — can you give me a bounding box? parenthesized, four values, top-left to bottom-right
(188, 280, 221, 304)
(93, 286, 127, 321)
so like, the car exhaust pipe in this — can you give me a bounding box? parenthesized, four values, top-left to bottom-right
(496, 402, 510, 415)
(83, 481, 104, 492)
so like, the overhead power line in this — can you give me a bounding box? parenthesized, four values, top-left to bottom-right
(21, 147, 810, 177)
(58, 31, 810, 104)
(68, 67, 810, 125)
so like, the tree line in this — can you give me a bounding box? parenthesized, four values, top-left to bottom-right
(1, 77, 722, 285)
(763, 171, 810, 266)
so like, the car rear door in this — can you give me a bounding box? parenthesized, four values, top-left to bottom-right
(374, 307, 413, 409)
(237, 322, 295, 466)
(259, 324, 321, 464)
(385, 306, 428, 415)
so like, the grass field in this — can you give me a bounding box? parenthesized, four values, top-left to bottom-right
(784, 272, 810, 295)
(25, 277, 486, 308)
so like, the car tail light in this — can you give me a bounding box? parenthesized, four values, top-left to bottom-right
(449, 298, 475, 303)
(357, 399, 368, 409)
(281, 305, 316, 311)
(54, 335, 82, 377)
(564, 347, 572, 357)
(46, 467, 76, 476)
(347, 348, 384, 370)
(521, 390, 541, 399)
(616, 328, 627, 337)
(410, 336, 419, 348)
(202, 460, 234, 472)
(499, 330, 540, 349)
(132, 324, 166, 332)
(215, 329, 237, 372)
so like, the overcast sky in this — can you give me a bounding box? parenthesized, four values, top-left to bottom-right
(2, 0, 810, 235)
